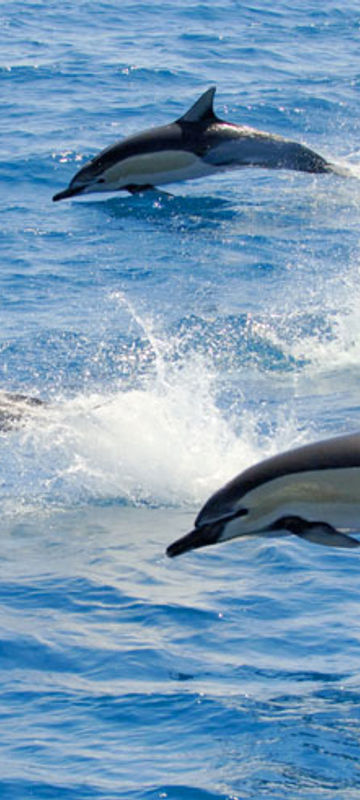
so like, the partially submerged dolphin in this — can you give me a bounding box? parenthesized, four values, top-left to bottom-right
(167, 433, 360, 557)
(53, 87, 339, 201)
(0, 391, 45, 431)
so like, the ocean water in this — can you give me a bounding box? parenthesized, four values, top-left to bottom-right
(1, 1, 360, 798)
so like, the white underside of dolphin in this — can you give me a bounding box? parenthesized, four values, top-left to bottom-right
(99, 149, 217, 188)
(167, 432, 360, 557)
(53, 87, 342, 201)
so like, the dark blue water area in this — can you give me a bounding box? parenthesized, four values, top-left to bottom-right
(2, 1, 360, 798)
(2, 508, 360, 800)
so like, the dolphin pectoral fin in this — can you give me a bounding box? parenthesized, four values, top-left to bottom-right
(295, 523, 360, 549)
(124, 185, 175, 198)
(272, 515, 360, 548)
(124, 184, 155, 194)
(153, 188, 175, 197)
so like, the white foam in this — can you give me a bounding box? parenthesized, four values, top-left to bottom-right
(288, 258, 360, 375)
(12, 365, 245, 508)
(0, 293, 315, 511)
(0, 350, 305, 512)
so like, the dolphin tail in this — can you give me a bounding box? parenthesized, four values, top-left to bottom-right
(326, 162, 354, 178)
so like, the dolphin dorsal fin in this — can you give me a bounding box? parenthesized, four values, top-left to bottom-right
(177, 87, 217, 124)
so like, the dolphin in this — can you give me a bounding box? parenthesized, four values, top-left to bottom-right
(52, 87, 339, 201)
(0, 391, 45, 431)
(166, 432, 360, 557)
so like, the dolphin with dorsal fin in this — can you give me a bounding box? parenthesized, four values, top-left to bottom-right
(166, 432, 360, 557)
(53, 87, 340, 201)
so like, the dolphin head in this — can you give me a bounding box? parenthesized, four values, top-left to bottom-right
(166, 433, 360, 557)
(166, 520, 226, 557)
(53, 161, 108, 201)
(166, 508, 254, 557)
(166, 490, 360, 557)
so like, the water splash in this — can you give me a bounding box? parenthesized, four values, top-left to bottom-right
(0, 306, 305, 512)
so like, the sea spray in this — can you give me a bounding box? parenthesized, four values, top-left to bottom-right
(0, 297, 308, 510)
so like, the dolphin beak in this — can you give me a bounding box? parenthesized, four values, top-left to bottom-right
(166, 522, 223, 558)
(52, 185, 85, 202)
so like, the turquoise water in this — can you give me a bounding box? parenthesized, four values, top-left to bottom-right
(1, 2, 360, 798)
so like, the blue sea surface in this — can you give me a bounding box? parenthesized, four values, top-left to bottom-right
(1, 1, 360, 798)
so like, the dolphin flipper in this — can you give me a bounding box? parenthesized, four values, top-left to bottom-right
(295, 524, 360, 548)
(274, 516, 360, 548)
(124, 184, 155, 194)
(124, 184, 175, 198)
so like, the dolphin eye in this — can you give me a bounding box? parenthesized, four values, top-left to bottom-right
(97, 178, 105, 184)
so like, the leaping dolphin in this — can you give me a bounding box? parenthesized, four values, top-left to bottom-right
(53, 87, 340, 201)
(166, 433, 360, 557)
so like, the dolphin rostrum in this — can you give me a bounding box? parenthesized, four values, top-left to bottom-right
(166, 433, 360, 557)
(53, 87, 340, 201)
